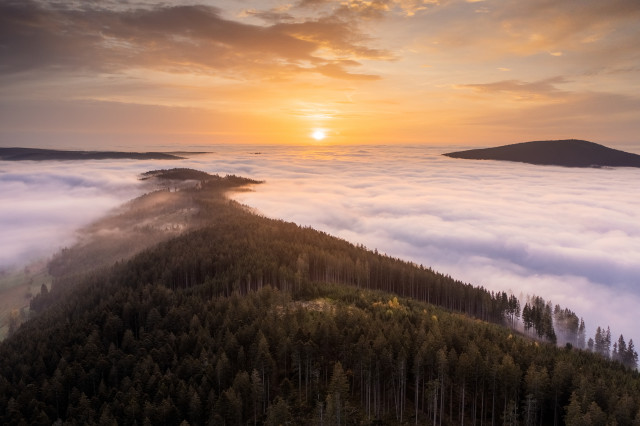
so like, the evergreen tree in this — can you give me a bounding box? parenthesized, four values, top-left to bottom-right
(326, 362, 349, 426)
(623, 339, 638, 369)
(265, 397, 290, 426)
(577, 319, 586, 349)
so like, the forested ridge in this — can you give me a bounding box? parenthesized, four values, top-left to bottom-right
(1, 171, 639, 425)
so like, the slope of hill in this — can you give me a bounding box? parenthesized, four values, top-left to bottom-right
(0, 147, 185, 161)
(1, 170, 639, 425)
(444, 139, 640, 168)
(46, 172, 262, 280)
(0, 172, 261, 339)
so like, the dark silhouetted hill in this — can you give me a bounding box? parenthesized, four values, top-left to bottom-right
(0, 147, 184, 161)
(444, 139, 640, 168)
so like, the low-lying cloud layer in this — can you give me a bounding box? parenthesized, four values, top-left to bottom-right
(225, 145, 640, 342)
(1, 145, 639, 343)
(0, 162, 140, 266)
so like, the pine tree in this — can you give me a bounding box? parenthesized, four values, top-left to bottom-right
(624, 340, 638, 369)
(265, 397, 290, 426)
(605, 327, 612, 358)
(594, 327, 604, 355)
(577, 319, 586, 349)
(326, 362, 349, 426)
(615, 335, 627, 363)
(522, 304, 532, 332)
(618, 335, 628, 354)
(564, 392, 583, 426)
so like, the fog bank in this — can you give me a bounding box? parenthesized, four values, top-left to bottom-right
(1, 145, 639, 343)
(226, 145, 640, 343)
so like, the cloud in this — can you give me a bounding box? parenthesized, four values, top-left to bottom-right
(0, 1, 389, 80)
(273, 18, 391, 60)
(414, 0, 640, 66)
(291, 0, 443, 20)
(458, 90, 640, 142)
(315, 61, 382, 80)
(458, 76, 568, 99)
(240, 8, 296, 24)
(0, 157, 203, 267)
(220, 144, 640, 342)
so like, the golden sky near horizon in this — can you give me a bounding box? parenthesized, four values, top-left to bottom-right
(0, 0, 639, 147)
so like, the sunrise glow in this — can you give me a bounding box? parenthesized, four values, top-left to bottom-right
(311, 129, 327, 142)
(0, 1, 638, 147)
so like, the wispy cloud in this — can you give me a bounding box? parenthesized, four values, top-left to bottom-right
(457, 76, 569, 100)
(418, 0, 640, 60)
(295, 0, 440, 18)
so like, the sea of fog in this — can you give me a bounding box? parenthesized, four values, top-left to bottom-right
(1, 144, 639, 344)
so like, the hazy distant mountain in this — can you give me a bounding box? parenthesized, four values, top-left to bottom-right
(0, 147, 184, 161)
(444, 139, 640, 168)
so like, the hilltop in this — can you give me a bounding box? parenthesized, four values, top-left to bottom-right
(141, 168, 217, 181)
(444, 139, 640, 168)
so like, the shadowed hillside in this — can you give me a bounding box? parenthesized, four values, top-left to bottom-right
(444, 139, 640, 168)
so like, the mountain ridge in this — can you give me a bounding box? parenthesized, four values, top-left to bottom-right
(1, 169, 638, 425)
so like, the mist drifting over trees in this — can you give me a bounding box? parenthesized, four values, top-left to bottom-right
(1, 169, 638, 425)
(2, 146, 640, 341)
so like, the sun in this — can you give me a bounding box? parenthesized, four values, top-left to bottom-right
(311, 129, 327, 141)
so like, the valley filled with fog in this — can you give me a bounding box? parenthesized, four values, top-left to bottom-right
(1, 144, 639, 343)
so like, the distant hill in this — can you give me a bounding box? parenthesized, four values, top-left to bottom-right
(140, 168, 222, 180)
(0, 147, 184, 161)
(141, 168, 217, 181)
(444, 139, 640, 168)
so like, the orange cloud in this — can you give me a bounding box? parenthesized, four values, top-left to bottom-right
(458, 77, 569, 100)
(0, 2, 389, 80)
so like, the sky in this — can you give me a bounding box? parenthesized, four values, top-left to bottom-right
(2, 146, 639, 344)
(1, 0, 640, 147)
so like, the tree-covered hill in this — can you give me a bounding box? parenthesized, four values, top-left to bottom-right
(1, 170, 639, 425)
